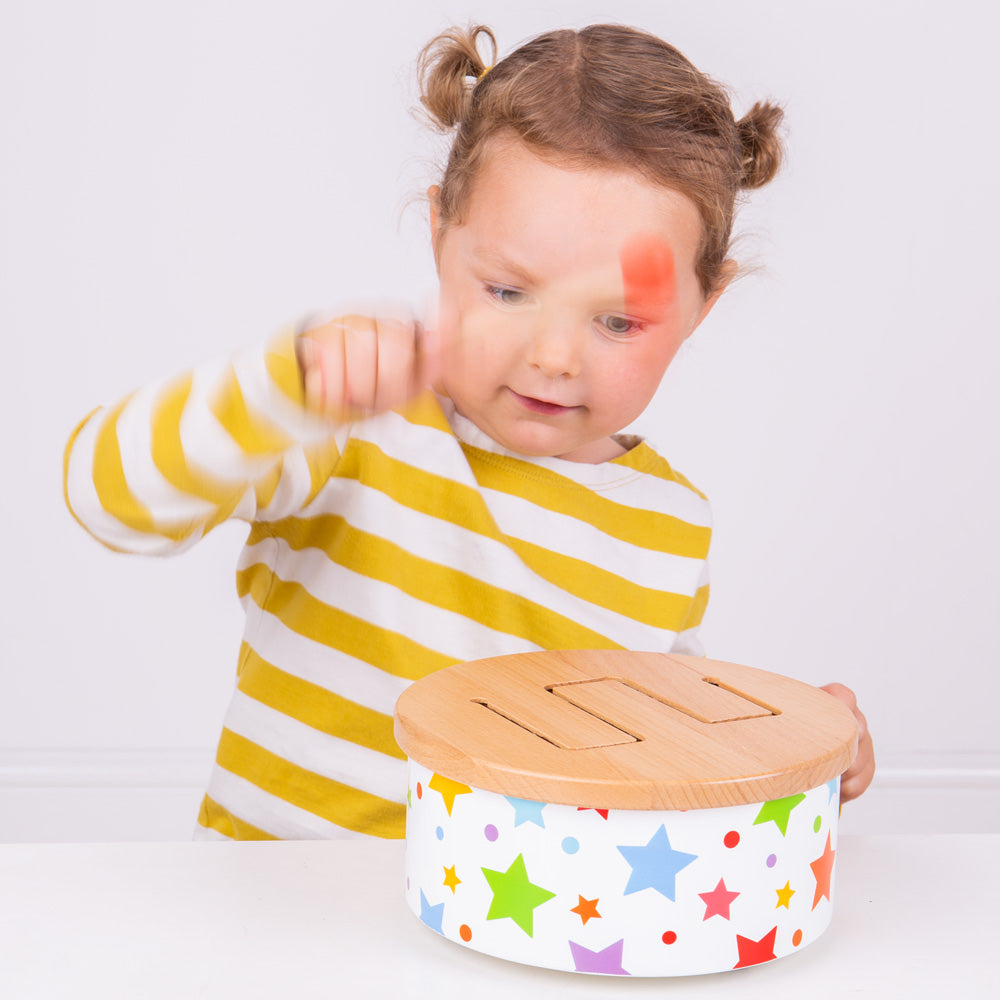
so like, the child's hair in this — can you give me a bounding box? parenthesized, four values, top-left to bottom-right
(419, 24, 784, 296)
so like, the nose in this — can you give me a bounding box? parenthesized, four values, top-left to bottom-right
(527, 314, 585, 379)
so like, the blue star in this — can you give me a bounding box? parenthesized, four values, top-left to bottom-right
(419, 889, 445, 933)
(505, 796, 547, 828)
(826, 778, 839, 803)
(617, 825, 697, 900)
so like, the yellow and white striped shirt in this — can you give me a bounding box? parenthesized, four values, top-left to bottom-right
(64, 331, 712, 841)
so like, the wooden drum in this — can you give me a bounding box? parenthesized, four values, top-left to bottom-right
(393, 651, 857, 977)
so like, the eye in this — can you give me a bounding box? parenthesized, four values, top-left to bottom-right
(486, 284, 530, 307)
(597, 314, 641, 338)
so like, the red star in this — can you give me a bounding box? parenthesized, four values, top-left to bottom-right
(733, 926, 777, 968)
(577, 807, 609, 820)
(810, 832, 836, 909)
(698, 878, 740, 921)
(570, 895, 601, 924)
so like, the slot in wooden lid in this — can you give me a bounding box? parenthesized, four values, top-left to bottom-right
(393, 650, 858, 810)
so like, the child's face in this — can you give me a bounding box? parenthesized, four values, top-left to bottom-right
(432, 138, 725, 463)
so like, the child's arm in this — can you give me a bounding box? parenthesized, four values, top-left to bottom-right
(821, 682, 875, 802)
(64, 314, 431, 555)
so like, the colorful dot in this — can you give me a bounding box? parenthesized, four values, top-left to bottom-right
(484, 824, 498, 842)
(662, 931, 677, 944)
(792, 929, 803, 947)
(459, 924, 473, 942)
(435, 826, 444, 841)
(814, 815, 822, 833)
(766, 853, 777, 868)
(416, 782, 423, 799)
(724, 830, 740, 848)
(562, 836, 580, 854)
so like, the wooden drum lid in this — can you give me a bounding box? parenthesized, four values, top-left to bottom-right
(394, 651, 858, 977)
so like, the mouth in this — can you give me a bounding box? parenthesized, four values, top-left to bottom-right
(508, 389, 579, 415)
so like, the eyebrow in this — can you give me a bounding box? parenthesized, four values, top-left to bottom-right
(471, 247, 540, 286)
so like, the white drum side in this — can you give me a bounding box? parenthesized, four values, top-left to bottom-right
(403, 760, 840, 977)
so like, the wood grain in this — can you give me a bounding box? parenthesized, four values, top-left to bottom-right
(393, 650, 858, 809)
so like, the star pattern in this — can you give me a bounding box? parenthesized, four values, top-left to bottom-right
(698, 878, 740, 920)
(482, 853, 556, 936)
(418, 890, 444, 933)
(443, 865, 461, 894)
(428, 773, 472, 816)
(505, 796, 547, 828)
(570, 895, 601, 924)
(569, 938, 630, 975)
(733, 926, 777, 968)
(407, 760, 842, 974)
(775, 881, 795, 909)
(810, 833, 836, 909)
(617, 825, 697, 900)
(753, 793, 806, 836)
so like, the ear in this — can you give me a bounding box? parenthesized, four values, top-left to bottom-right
(687, 258, 737, 336)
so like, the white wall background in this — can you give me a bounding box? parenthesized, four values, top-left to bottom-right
(2, 0, 997, 840)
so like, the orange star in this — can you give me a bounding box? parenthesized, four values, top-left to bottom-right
(570, 895, 602, 924)
(810, 832, 836, 909)
(443, 864, 461, 894)
(428, 773, 472, 816)
(576, 807, 610, 819)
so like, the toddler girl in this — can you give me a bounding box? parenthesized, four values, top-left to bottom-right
(64, 24, 874, 840)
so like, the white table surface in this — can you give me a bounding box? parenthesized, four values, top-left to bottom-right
(0, 835, 994, 998)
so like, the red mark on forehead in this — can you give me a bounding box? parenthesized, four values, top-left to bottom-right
(620, 233, 677, 319)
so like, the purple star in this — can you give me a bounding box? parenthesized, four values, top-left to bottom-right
(569, 938, 630, 976)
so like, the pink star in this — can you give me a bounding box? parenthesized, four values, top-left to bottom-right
(698, 878, 740, 921)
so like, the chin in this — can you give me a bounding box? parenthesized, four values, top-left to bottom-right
(499, 438, 561, 459)
(498, 427, 574, 458)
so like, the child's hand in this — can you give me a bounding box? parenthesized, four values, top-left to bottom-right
(296, 311, 438, 420)
(820, 682, 875, 803)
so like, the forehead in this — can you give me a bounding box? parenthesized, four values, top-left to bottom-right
(455, 137, 704, 279)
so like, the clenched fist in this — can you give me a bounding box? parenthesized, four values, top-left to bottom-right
(296, 311, 439, 420)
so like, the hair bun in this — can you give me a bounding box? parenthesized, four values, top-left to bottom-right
(737, 101, 784, 189)
(418, 25, 497, 129)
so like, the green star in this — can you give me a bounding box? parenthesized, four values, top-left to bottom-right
(753, 793, 807, 836)
(481, 853, 556, 936)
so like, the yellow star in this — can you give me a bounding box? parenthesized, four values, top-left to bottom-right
(775, 881, 795, 909)
(443, 864, 462, 894)
(428, 772, 472, 816)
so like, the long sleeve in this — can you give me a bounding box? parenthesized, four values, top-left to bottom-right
(666, 547, 710, 657)
(63, 329, 347, 556)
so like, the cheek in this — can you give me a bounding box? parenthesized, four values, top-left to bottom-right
(447, 301, 504, 357)
(592, 329, 685, 421)
(438, 297, 517, 392)
(437, 284, 483, 364)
